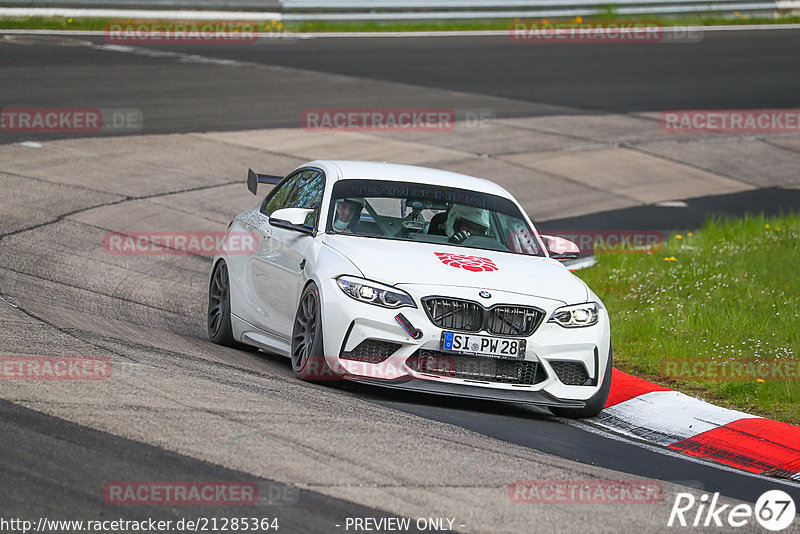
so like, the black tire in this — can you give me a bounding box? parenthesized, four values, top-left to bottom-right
(291, 282, 335, 382)
(549, 345, 613, 419)
(207, 261, 254, 351)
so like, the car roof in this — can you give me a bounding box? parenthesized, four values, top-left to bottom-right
(306, 160, 512, 198)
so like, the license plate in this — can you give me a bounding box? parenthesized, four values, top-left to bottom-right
(441, 332, 526, 359)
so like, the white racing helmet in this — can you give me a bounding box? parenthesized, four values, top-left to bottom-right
(445, 205, 491, 236)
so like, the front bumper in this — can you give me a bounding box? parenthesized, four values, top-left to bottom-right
(319, 280, 611, 405)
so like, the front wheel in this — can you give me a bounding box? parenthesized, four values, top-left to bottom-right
(291, 283, 335, 382)
(549, 345, 613, 419)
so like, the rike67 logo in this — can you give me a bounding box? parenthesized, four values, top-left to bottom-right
(434, 252, 498, 272)
(668, 490, 796, 531)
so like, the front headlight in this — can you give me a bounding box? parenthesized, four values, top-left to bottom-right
(549, 302, 599, 328)
(336, 276, 416, 309)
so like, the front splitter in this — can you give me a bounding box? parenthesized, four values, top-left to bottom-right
(344, 376, 586, 408)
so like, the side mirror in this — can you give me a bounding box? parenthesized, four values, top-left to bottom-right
(269, 208, 315, 235)
(541, 234, 580, 260)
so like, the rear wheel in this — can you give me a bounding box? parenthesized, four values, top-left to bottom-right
(549, 345, 613, 419)
(291, 282, 335, 382)
(207, 261, 253, 350)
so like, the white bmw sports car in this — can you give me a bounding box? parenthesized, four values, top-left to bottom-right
(208, 160, 612, 418)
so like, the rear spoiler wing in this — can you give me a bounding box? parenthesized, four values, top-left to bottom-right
(247, 168, 283, 195)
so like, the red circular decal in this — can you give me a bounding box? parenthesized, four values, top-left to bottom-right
(434, 252, 498, 272)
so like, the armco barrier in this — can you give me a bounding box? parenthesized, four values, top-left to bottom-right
(0, 0, 281, 8)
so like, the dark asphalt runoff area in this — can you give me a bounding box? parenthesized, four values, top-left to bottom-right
(540, 187, 800, 232)
(1, 27, 799, 530)
(1, 29, 799, 141)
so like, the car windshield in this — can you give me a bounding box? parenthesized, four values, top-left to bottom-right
(326, 179, 545, 256)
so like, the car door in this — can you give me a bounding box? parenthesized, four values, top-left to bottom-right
(246, 169, 324, 340)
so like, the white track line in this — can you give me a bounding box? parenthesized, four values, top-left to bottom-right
(0, 8, 281, 21)
(275, 24, 800, 37)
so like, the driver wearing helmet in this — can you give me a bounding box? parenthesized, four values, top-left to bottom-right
(446, 205, 491, 244)
(332, 197, 365, 233)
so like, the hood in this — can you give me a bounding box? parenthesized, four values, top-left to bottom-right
(322, 235, 588, 305)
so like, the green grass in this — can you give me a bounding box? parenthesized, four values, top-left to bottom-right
(0, 17, 110, 31)
(576, 213, 800, 424)
(1, 14, 800, 33)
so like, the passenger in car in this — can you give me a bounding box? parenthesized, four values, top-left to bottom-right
(428, 209, 449, 236)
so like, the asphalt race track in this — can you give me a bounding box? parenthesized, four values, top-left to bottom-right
(1, 29, 799, 140)
(1, 27, 800, 533)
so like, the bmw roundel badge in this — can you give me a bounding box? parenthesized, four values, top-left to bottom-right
(479, 291, 491, 299)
